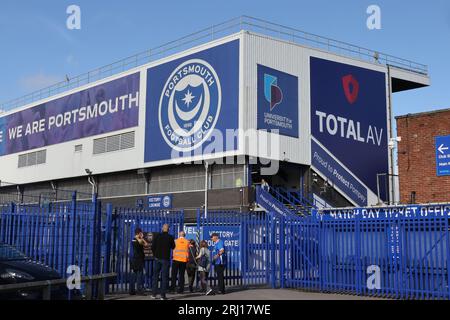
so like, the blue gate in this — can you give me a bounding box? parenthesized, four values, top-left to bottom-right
(197, 210, 272, 288)
(108, 206, 184, 293)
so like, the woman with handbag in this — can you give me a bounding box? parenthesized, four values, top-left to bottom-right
(196, 240, 213, 295)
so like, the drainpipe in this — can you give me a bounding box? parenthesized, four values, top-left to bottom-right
(387, 65, 395, 205)
(204, 161, 209, 219)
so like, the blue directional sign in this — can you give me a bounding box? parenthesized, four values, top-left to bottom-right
(436, 135, 450, 176)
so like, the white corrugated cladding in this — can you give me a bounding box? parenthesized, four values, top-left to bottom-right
(243, 32, 392, 206)
(242, 32, 310, 165)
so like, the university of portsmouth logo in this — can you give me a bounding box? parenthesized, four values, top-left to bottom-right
(264, 74, 283, 111)
(159, 59, 221, 151)
(342, 74, 359, 104)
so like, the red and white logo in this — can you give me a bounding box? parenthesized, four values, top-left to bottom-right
(342, 74, 359, 104)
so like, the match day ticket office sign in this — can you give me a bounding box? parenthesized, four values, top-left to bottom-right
(0, 73, 140, 156)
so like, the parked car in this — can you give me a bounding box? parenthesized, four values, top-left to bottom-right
(0, 242, 67, 300)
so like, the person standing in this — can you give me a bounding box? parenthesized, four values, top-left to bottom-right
(186, 239, 198, 293)
(151, 224, 175, 300)
(261, 178, 270, 192)
(129, 228, 148, 295)
(211, 233, 226, 294)
(196, 240, 213, 295)
(170, 231, 189, 294)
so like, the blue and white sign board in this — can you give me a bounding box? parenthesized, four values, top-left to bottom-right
(202, 225, 241, 269)
(311, 140, 368, 207)
(436, 135, 450, 176)
(147, 194, 173, 209)
(184, 224, 198, 241)
(316, 204, 450, 221)
(257, 64, 299, 137)
(144, 40, 240, 162)
(0, 73, 140, 157)
(183, 224, 241, 269)
(255, 186, 293, 217)
(310, 57, 388, 203)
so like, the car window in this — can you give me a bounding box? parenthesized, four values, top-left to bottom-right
(0, 243, 27, 261)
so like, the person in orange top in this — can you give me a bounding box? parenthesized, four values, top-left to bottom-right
(170, 230, 189, 293)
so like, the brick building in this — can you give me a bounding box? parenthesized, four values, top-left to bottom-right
(396, 108, 450, 204)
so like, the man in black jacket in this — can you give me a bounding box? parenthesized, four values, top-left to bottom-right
(151, 224, 175, 300)
(129, 228, 147, 295)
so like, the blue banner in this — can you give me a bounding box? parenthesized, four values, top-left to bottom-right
(257, 64, 299, 137)
(0, 73, 140, 156)
(147, 194, 173, 209)
(255, 186, 293, 217)
(312, 140, 368, 206)
(144, 40, 240, 162)
(316, 204, 450, 220)
(436, 135, 450, 176)
(310, 57, 388, 200)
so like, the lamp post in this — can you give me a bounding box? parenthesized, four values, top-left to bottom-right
(85, 169, 96, 202)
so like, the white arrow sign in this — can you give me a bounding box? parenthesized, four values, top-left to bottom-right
(438, 144, 449, 154)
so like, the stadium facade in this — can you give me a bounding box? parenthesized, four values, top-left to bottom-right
(0, 17, 430, 219)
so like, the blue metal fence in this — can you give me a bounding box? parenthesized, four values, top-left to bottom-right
(197, 205, 450, 299)
(197, 210, 271, 288)
(108, 207, 184, 293)
(313, 205, 450, 299)
(1, 193, 449, 299)
(0, 193, 101, 278)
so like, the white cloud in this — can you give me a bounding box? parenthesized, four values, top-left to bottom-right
(19, 72, 61, 92)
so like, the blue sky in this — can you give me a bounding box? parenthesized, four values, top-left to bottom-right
(0, 0, 449, 117)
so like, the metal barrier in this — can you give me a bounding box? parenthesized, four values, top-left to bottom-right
(0, 192, 102, 277)
(0, 273, 116, 300)
(1, 194, 449, 299)
(107, 206, 184, 293)
(313, 205, 450, 299)
(198, 205, 450, 299)
(197, 210, 271, 288)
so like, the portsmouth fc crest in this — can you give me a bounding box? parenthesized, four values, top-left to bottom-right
(158, 59, 222, 151)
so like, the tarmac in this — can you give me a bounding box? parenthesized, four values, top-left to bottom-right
(108, 287, 383, 300)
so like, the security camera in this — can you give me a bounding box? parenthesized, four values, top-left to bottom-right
(85, 169, 93, 175)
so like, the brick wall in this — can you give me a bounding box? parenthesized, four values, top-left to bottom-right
(396, 109, 450, 204)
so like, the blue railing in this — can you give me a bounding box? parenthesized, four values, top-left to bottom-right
(1, 196, 449, 299)
(0, 193, 101, 278)
(271, 187, 314, 214)
(109, 207, 184, 293)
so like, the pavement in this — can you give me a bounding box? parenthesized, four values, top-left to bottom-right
(108, 287, 383, 300)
